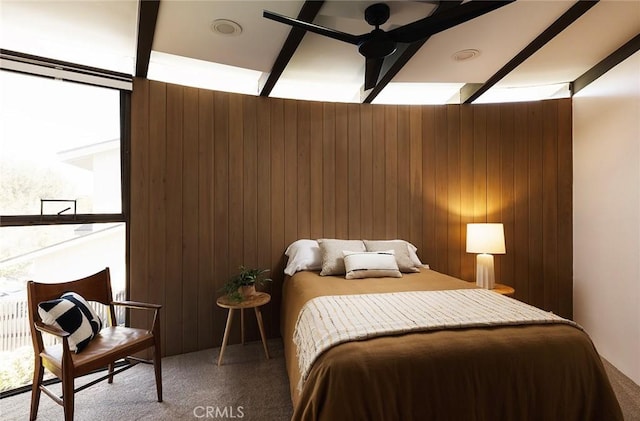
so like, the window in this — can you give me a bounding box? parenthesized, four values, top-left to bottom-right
(0, 69, 128, 394)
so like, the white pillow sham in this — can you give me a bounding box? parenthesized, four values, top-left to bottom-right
(363, 239, 427, 268)
(284, 239, 322, 276)
(343, 250, 402, 279)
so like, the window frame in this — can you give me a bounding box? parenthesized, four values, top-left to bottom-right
(0, 57, 132, 305)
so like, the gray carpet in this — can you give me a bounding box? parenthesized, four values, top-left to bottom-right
(1, 339, 293, 421)
(2, 338, 639, 421)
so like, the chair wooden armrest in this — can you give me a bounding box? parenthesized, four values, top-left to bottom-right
(34, 320, 71, 338)
(112, 301, 162, 311)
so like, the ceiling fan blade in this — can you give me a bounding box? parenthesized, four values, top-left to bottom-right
(364, 57, 385, 90)
(263, 10, 362, 46)
(388, 0, 515, 43)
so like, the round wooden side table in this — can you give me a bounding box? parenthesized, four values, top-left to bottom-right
(492, 283, 515, 297)
(216, 292, 271, 366)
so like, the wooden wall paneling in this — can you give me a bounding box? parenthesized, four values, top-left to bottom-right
(270, 98, 285, 269)
(197, 89, 214, 350)
(348, 104, 362, 239)
(297, 101, 311, 239)
(181, 87, 200, 353)
(542, 100, 559, 314)
(256, 98, 273, 329)
(309, 102, 323, 239)
(243, 96, 258, 267)
(164, 84, 184, 354)
(335, 103, 349, 238)
(446, 105, 461, 278)
(433, 106, 448, 272)
(269, 98, 285, 334)
(421, 106, 436, 265)
(243, 96, 260, 339)
(371, 106, 386, 239)
(556, 98, 573, 319)
(130, 82, 574, 353)
(213, 91, 230, 347)
(459, 105, 475, 282)
(486, 105, 502, 283)
(284, 100, 298, 247)
(130, 79, 150, 333)
(513, 102, 530, 303)
(227, 94, 245, 343)
(472, 106, 487, 222)
(147, 81, 167, 352)
(397, 106, 411, 242)
(527, 102, 544, 309)
(322, 103, 336, 239)
(499, 103, 516, 289)
(359, 104, 374, 240)
(228, 94, 244, 281)
(409, 106, 423, 253)
(384, 105, 398, 239)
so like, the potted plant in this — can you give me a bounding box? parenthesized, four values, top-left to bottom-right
(222, 266, 272, 302)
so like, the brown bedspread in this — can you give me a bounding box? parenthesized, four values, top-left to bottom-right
(282, 269, 623, 421)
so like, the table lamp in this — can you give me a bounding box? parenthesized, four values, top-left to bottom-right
(466, 223, 506, 289)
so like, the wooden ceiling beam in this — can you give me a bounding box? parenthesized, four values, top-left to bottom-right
(259, 1, 325, 97)
(361, 1, 462, 104)
(571, 32, 640, 95)
(461, 0, 599, 104)
(135, 0, 160, 78)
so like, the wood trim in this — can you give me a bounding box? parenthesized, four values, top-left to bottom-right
(259, 1, 325, 97)
(131, 80, 573, 355)
(135, 0, 160, 78)
(572, 32, 640, 95)
(461, 0, 599, 104)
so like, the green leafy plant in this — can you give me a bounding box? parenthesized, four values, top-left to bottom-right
(221, 266, 272, 302)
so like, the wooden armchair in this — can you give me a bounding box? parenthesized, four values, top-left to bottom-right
(27, 268, 162, 421)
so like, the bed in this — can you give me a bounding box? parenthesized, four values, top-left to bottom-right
(281, 240, 623, 421)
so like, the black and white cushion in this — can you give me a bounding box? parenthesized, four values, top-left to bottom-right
(343, 250, 403, 279)
(38, 292, 103, 353)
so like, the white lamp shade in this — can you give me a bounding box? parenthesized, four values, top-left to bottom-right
(466, 223, 506, 254)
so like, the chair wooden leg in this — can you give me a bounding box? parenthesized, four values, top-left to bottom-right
(108, 362, 114, 384)
(153, 340, 163, 402)
(62, 376, 74, 421)
(29, 357, 44, 421)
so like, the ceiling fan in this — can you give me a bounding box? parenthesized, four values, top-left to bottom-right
(264, 1, 515, 90)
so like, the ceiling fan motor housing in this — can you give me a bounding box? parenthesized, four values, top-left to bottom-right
(358, 30, 397, 58)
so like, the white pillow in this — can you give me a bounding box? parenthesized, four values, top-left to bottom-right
(284, 239, 322, 276)
(363, 239, 427, 268)
(318, 239, 366, 276)
(343, 250, 402, 279)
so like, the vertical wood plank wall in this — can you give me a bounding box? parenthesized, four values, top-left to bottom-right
(131, 79, 572, 356)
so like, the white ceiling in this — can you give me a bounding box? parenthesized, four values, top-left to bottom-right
(1, 0, 639, 104)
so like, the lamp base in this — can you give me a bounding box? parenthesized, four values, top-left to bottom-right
(476, 253, 495, 289)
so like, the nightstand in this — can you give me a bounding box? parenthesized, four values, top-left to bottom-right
(492, 283, 515, 297)
(216, 292, 271, 366)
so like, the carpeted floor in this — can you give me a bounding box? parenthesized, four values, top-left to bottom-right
(1, 339, 293, 421)
(2, 338, 639, 421)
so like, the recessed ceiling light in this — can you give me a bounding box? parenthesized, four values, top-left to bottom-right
(452, 49, 480, 62)
(211, 19, 242, 36)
